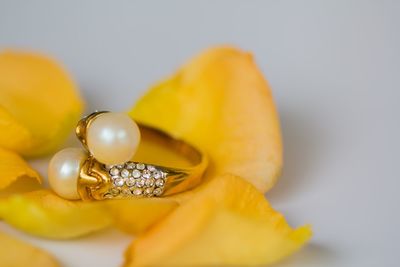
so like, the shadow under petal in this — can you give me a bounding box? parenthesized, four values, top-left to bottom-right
(273, 242, 338, 267)
(267, 107, 325, 202)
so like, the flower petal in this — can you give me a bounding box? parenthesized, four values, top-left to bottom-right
(106, 198, 178, 235)
(124, 175, 311, 266)
(0, 147, 41, 192)
(0, 188, 177, 239)
(0, 50, 84, 156)
(129, 46, 282, 192)
(0, 231, 60, 267)
(0, 190, 112, 239)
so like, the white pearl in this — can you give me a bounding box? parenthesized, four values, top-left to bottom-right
(86, 112, 140, 165)
(48, 147, 87, 200)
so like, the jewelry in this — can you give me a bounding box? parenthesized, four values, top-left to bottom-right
(48, 111, 208, 200)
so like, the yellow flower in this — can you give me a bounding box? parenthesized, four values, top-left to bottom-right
(0, 47, 311, 266)
(0, 51, 84, 156)
(0, 147, 40, 191)
(125, 174, 311, 267)
(0, 190, 113, 239)
(0, 231, 59, 267)
(130, 47, 282, 192)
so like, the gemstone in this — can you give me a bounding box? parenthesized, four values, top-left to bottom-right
(152, 170, 162, 179)
(133, 188, 143, 196)
(145, 178, 155, 186)
(116, 164, 125, 168)
(109, 167, 119, 176)
(121, 169, 130, 178)
(136, 178, 145, 187)
(142, 170, 151, 179)
(144, 188, 153, 195)
(110, 188, 120, 196)
(105, 165, 114, 170)
(136, 163, 145, 170)
(122, 188, 132, 195)
(147, 165, 156, 172)
(126, 162, 135, 169)
(153, 188, 162, 196)
(126, 177, 135, 186)
(155, 179, 164, 187)
(132, 169, 141, 178)
(114, 177, 124, 187)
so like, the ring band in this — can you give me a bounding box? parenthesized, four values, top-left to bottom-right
(76, 111, 208, 200)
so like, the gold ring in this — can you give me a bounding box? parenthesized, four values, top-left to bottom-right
(48, 111, 208, 200)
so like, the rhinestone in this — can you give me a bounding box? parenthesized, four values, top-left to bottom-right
(114, 177, 124, 187)
(133, 188, 143, 196)
(103, 193, 113, 199)
(109, 167, 119, 176)
(105, 165, 114, 170)
(144, 188, 153, 195)
(155, 179, 164, 187)
(126, 162, 136, 169)
(147, 165, 156, 172)
(121, 169, 130, 178)
(142, 170, 151, 179)
(126, 177, 135, 186)
(136, 178, 145, 187)
(145, 178, 155, 186)
(132, 169, 141, 178)
(152, 170, 162, 179)
(110, 188, 120, 196)
(122, 188, 132, 195)
(136, 163, 145, 170)
(153, 188, 162, 196)
(116, 164, 125, 168)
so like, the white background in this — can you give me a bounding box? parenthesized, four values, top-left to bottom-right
(0, 1, 399, 266)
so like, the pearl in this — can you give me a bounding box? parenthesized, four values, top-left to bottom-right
(86, 112, 140, 165)
(48, 147, 87, 200)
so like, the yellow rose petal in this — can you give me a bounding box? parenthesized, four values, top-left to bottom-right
(130, 46, 282, 192)
(124, 175, 311, 266)
(0, 50, 84, 156)
(0, 190, 112, 239)
(0, 231, 60, 267)
(107, 198, 178, 235)
(0, 147, 41, 192)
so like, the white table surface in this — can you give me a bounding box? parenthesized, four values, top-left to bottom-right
(0, 1, 399, 266)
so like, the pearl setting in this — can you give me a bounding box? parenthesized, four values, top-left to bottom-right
(45, 111, 204, 201)
(48, 112, 142, 200)
(48, 147, 87, 200)
(86, 112, 141, 165)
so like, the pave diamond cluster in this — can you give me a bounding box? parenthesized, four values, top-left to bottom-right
(104, 162, 167, 198)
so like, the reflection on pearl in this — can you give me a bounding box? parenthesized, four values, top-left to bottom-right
(86, 112, 140, 165)
(48, 147, 87, 200)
